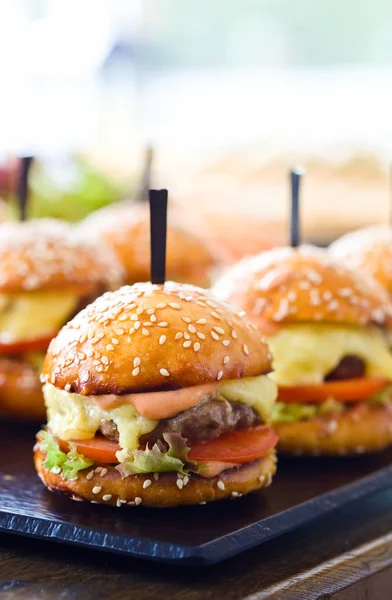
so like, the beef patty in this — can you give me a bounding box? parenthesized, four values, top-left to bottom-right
(325, 355, 365, 381)
(100, 396, 261, 445)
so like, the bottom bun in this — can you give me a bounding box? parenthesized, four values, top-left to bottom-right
(34, 449, 277, 508)
(275, 403, 392, 456)
(0, 358, 45, 422)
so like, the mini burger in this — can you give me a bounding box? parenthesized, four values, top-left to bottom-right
(213, 246, 392, 456)
(330, 226, 392, 296)
(34, 282, 278, 507)
(79, 202, 220, 287)
(0, 219, 123, 422)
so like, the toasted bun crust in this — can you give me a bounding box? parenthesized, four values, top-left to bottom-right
(213, 246, 392, 327)
(0, 358, 45, 422)
(275, 403, 392, 455)
(0, 219, 124, 292)
(43, 282, 272, 394)
(330, 226, 392, 295)
(80, 203, 219, 287)
(34, 449, 276, 507)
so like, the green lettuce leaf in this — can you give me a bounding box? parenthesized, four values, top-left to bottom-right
(39, 431, 93, 480)
(271, 402, 318, 424)
(369, 384, 392, 406)
(116, 433, 197, 477)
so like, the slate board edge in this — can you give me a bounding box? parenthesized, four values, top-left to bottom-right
(1, 463, 392, 566)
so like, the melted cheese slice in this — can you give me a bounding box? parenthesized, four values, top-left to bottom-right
(0, 291, 79, 343)
(43, 374, 277, 452)
(267, 323, 392, 386)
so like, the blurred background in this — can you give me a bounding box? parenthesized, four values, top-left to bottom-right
(1, 0, 392, 257)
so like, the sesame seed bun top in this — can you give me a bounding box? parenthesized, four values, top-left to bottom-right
(330, 226, 392, 295)
(79, 203, 220, 287)
(212, 246, 392, 328)
(0, 219, 124, 293)
(43, 281, 272, 394)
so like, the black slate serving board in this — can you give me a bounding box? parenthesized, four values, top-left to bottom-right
(1, 424, 392, 566)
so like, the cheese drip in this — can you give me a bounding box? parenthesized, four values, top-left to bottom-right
(0, 291, 79, 343)
(267, 323, 392, 386)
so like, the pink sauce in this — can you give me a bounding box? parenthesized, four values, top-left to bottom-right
(91, 381, 219, 420)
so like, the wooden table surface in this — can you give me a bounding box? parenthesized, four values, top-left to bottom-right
(1, 489, 392, 600)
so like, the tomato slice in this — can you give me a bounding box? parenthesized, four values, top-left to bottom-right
(58, 426, 278, 466)
(188, 426, 278, 464)
(0, 334, 55, 355)
(278, 377, 389, 404)
(58, 437, 120, 463)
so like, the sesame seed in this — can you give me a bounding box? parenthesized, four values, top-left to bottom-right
(131, 314, 138, 321)
(188, 324, 196, 333)
(134, 321, 140, 330)
(194, 342, 201, 352)
(160, 368, 170, 377)
(237, 310, 246, 318)
(223, 355, 230, 364)
(136, 306, 144, 315)
(100, 468, 108, 477)
(231, 329, 237, 339)
(64, 383, 71, 392)
(101, 356, 109, 365)
(102, 494, 112, 502)
(116, 499, 122, 507)
(213, 326, 225, 335)
(243, 344, 249, 355)
(206, 300, 217, 308)
(150, 314, 157, 322)
(147, 308, 155, 314)
(184, 331, 190, 340)
(159, 335, 167, 345)
(132, 367, 140, 376)
(142, 328, 150, 336)
(183, 340, 192, 348)
(106, 344, 114, 351)
(258, 475, 265, 484)
(143, 322, 153, 327)
(176, 479, 184, 489)
(217, 370, 223, 380)
(183, 475, 190, 486)
(196, 318, 207, 325)
(134, 357, 141, 367)
(129, 328, 135, 335)
(211, 331, 220, 340)
(143, 479, 152, 489)
(92, 486, 102, 494)
(231, 491, 240, 498)
(182, 316, 191, 323)
(134, 497, 143, 505)
(211, 311, 221, 319)
(114, 328, 124, 335)
(175, 332, 183, 340)
(217, 480, 225, 490)
(156, 303, 167, 309)
(80, 372, 89, 383)
(197, 332, 206, 340)
(112, 338, 119, 345)
(93, 359, 100, 366)
(222, 340, 230, 347)
(78, 352, 86, 360)
(169, 303, 181, 309)
(157, 322, 168, 327)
